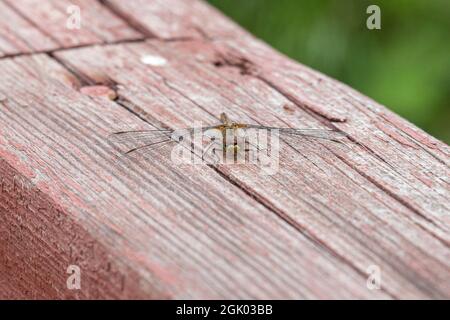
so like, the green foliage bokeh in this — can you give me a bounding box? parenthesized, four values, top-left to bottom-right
(208, 0, 450, 143)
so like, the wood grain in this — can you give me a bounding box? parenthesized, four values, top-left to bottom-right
(103, 0, 249, 39)
(0, 54, 387, 299)
(3, 0, 142, 50)
(0, 1, 58, 57)
(54, 39, 450, 298)
(0, 0, 449, 299)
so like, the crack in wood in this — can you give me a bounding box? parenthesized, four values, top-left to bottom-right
(97, 0, 155, 38)
(0, 38, 147, 61)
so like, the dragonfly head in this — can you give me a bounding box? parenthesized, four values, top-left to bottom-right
(219, 112, 231, 126)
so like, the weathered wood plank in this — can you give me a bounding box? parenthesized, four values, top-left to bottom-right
(0, 0, 449, 299)
(61, 0, 450, 298)
(0, 54, 384, 299)
(3, 0, 142, 49)
(0, 157, 152, 299)
(0, 1, 58, 57)
(54, 39, 450, 298)
(103, 0, 247, 39)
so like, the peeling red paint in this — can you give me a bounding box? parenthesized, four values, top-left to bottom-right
(381, 113, 440, 149)
(375, 121, 418, 149)
(80, 85, 117, 100)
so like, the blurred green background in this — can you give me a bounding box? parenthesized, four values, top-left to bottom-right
(208, 0, 450, 143)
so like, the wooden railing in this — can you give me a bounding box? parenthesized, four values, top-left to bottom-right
(0, 0, 449, 299)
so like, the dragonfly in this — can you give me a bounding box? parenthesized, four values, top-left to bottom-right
(108, 113, 348, 160)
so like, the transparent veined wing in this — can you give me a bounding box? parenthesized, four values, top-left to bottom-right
(108, 126, 217, 156)
(108, 129, 175, 155)
(244, 125, 348, 142)
(240, 125, 350, 157)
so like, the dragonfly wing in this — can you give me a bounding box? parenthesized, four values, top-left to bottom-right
(278, 128, 348, 142)
(244, 125, 347, 142)
(108, 129, 176, 155)
(109, 129, 174, 144)
(279, 129, 353, 160)
(108, 126, 216, 156)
